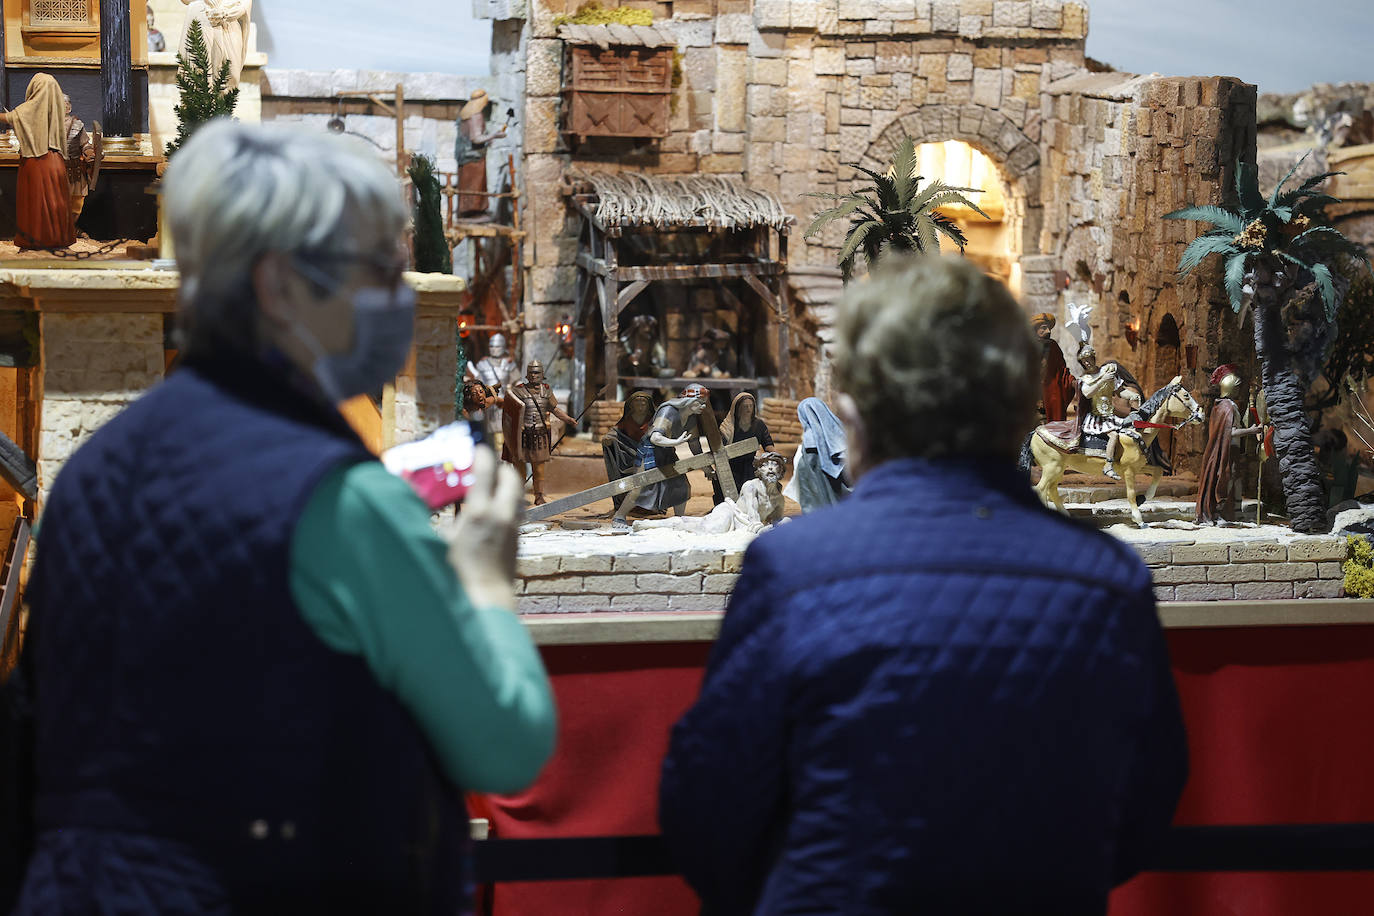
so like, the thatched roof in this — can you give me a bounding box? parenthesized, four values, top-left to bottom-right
(568, 170, 790, 231)
(557, 23, 675, 49)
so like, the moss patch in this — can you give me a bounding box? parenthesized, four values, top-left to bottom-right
(1344, 535, 1374, 599)
(555, 2, 654, 27)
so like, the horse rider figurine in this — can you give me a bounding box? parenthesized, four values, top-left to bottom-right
(1076, 344, 1143, 481)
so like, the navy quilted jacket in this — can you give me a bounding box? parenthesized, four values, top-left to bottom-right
(660, 457, 1187, 915)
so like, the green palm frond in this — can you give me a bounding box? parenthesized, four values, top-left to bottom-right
(804, 197, 866, 238)
(1178, 232, 1241, 276)
(915, 216, 938, 253)
(1235, 160, 1265, 215)
(1224, 250, 1250, 313)
(1310, 261, 1338, 321)
(1269, 152, 1311, 208)
(922, 190, 991, 221)
(930, 211, 969, 252)
(1290, 226, 1373, 267)
(838, 219, 882, 268)
(908, 178, 980, 215)
(1163, 204, 1246, 234)
(889, 137, 919, 207)
(1293, 194, 1341, 216)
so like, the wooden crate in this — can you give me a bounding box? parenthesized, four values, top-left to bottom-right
(565, 45, 672, 140)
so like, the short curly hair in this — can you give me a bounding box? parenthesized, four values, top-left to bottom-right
(832, 255, 1039, 463)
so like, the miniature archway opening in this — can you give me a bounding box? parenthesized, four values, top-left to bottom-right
(914, 141, 1015, 292)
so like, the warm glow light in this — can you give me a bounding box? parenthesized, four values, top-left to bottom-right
(915, 141, 1006, 220)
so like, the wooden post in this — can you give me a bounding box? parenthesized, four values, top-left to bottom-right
(395, 83, 406, 177)
(777, 228, 791, 398)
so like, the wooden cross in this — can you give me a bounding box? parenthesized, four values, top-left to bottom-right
(524, 436, 759, 523)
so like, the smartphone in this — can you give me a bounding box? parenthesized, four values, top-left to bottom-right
(381, 421, 479, 509)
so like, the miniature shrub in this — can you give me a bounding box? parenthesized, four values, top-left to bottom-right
(1345, 535, 1374, 599)
(555, 2, 653, 27)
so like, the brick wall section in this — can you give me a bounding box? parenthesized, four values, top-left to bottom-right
(516, 546, 746, 613)
(37, 314, 165, 501)
(516, 533, 1346, 612)
(1146, 536, 1347, 601)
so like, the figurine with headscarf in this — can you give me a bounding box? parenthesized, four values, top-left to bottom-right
(783, 397, 851, 513)
(455, 89, 507, 218)
(0, 74, 74, 249)
(601, 390, 656, 510)
(711, 391, 774, 505)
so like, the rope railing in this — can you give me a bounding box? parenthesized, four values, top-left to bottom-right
(472, 824, 1374, 884)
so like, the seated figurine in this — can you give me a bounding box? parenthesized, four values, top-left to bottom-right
(636, 451, 786, 535)
(601, 390, 656, 510)
(618, 315, 671, 378)
(682, 328, 733, 379)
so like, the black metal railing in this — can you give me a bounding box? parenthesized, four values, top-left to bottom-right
(472, 824, 1374, 884)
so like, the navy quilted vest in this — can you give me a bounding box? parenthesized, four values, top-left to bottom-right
(25, 359, 467, 913)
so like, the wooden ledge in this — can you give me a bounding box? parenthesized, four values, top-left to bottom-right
(520, 600, 1374, 646)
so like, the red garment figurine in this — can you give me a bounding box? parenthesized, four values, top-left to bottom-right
(1033, 313, 1076, 422)
(1195, 364, 1264, 525)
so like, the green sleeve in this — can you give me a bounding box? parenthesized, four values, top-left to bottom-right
(290, 461, 556, 794)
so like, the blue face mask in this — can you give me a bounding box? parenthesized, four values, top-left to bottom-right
(290, 284, 416, 403)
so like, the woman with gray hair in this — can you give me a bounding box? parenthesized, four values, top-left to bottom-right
(8, 120, 554, 913)
(662, 255, 1186, 915)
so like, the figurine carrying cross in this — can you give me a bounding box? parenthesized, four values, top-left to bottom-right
(523, 385, 749, 525)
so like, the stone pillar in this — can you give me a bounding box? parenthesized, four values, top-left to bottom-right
(100, 0, 136, 143)
(38, 314, 164, 502)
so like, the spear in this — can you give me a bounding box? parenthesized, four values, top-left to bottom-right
(1251, 389, 1271, 523)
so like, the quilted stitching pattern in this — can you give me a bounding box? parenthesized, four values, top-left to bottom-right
(661, 458, 1187, 915)
(19, 368, 470, 914)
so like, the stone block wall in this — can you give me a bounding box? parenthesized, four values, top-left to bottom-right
(514, 530, 1347, 613)
(1143, 536, 1347, 601)
(516, 544, 747, 613)
(38, 314, 165, 499)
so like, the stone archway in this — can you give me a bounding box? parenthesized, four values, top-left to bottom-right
(861, 104, 1044, 286)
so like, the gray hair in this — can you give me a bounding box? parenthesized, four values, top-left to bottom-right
(832, 255, 1038, 463)
(163, 119, 406, 358)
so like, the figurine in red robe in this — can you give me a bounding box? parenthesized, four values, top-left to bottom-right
(1195, 364, 1264, 525)
(1033, 313, 1076, 422)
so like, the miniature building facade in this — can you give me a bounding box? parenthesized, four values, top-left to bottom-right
(478, 0, 1257, 471)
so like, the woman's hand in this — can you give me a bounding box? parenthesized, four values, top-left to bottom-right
(446, 446, 523, 611)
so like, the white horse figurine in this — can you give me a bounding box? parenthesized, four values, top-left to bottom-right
(1024, 376, 1205, 528)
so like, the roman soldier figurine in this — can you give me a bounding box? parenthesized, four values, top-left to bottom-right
(1195, 364, 1264, 525)
(500, 360, 576, 505)
(1033, 312, 1076, 422)
(1075, 344, 1142, 481)
(466, 332, 520, 451)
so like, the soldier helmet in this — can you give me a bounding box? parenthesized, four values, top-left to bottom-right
(1210, 364, 1238, 387)
(489, 332, 507, 354)
(526, 360, 544, 375)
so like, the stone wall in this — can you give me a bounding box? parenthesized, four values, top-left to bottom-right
(514, 528, 1347, 613)
(37, 314, 165, 499)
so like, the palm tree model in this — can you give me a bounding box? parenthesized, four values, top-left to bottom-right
(804, 137, 988, 282)
(1166, 157, 1370, 533)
